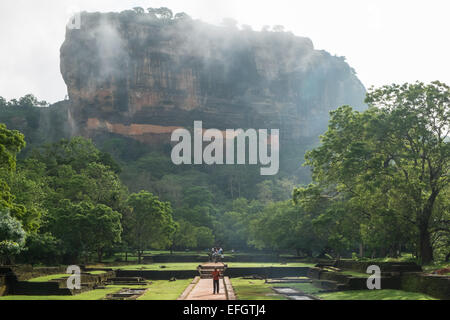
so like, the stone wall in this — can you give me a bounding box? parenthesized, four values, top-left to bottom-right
(333, 261, 422, 273)
(401, 273, 450, 300)
(7, 265, 67, 281)
(116, 267, 309, 280)
(116, 269, 198, 280)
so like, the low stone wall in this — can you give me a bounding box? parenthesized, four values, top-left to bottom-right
(333, 261, 422, 273)
(3, 265, 67, 281)
(144, 255, 207, 263)
(226, 267, 309, 278)
(115, 267, 309, 280)
(11, 281, 72, 296)
(116, 269, 198, 280)
(0, 275, 6, 296)
(144, 254, 298, 263)
(1, 267, 116, 296)
(401, 273, 450, 300)
(224, 277, 236, 300)
(310, 264, 449, 299)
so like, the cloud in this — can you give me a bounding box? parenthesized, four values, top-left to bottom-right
(0, 0, 448, 103)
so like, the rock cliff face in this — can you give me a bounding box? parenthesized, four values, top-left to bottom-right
(60, 11, 366, 145)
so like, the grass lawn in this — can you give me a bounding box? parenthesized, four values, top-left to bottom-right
(318, 289, 437, 300)
(231, 278, 287, 300)
(87, 270, 108, 275)
(232, 279, 437, 300)
(104, 251, 305, 263)
(0, 287, 121, 300)
(28, 270, 107, 282)
(108, 263, 202, 270)
(106, 262, 314, 271)
(272, 282, 323, 296)
(0, 280, 191, 300)
(422, 262, 450, 274)
(138, 279, 191, 300)
(28, 274, 68, 282)
(227, 262, 314, 268)
(336, 270, 370, 278)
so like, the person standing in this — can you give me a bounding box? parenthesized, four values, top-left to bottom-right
(212, 268, 221, 294)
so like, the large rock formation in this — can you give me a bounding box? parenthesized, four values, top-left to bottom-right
(60, 11, 366, 146)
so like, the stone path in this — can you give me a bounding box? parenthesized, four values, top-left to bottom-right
(185, 278, 227, 300)
(178, 262, 235, 300)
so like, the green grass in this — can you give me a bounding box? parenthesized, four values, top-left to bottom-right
(28, 270, 107, 282)
(231, 278, 287, 300)
(0, 280, 191, 300)
(138, 279, 192, 300)
(336, 270, 370, 278)
(106, 262, 314, 271)
(272, 282, 323, 296)
(108, 263, 202, 270)
(233, 279, 437, 300)
(348, 253, 417, 263)
(318, 289, 437, 300)
(87, 270, 107, 275)
(0, 287, 120, 300)
(104, 251, 306, 263)
(227, 262, 314, 268)
(422, 262, 450, 273)
(28, 274, 68, 282)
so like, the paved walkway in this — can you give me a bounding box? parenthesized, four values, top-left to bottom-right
(178, 262, 235, 300)
(185, 278, 227, 300)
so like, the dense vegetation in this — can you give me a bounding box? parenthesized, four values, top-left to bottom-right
(0, 81, 448, 265)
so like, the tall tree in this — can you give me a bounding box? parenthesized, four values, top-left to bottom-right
(301, 82, 449, 263)
(126, 191, 176, 263)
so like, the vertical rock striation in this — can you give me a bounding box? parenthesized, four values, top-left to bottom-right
(60, 11, 366, 145)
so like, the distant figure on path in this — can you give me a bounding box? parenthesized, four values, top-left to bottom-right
(212, 268, 221, 294)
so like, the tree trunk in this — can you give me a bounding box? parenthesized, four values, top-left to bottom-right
(138, 250, 142, 264)
(418, 190, 438, 264)
(97, 248, 103, 263)
(125, 251, 128, 262)
(419, 226, 433, 264)
(359, 243, 364, 258)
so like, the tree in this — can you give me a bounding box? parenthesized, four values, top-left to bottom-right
(148, 7, 173, 20)
(301, 82, 449, 263)
(273, 25, 285, 32)
(174, 12, 191, 21)
(126, 191, 176, 263)
(363, 82, 449, 263)
(0, 97, 7, 108)
(20, 232, 62, 265)
(30, 137, 127, 212)
(195, 226, 215, 249)
(0, 208, 26, 264)
(0, 124, 25, 173)
(0, 124, 29, 229)
(132, 7, 145, 15)
(170, 220, 197, 251)
(48, 200, 121, 263)
(84, 204, 122, 262)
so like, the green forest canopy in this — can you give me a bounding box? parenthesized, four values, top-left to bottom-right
(0, 81, 448, 265)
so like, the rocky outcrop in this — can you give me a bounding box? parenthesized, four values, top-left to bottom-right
(60, 11, 366, 145)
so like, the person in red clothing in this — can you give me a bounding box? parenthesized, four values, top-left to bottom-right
(212, 268, 221, 294)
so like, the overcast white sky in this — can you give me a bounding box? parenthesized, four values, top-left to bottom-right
(0, 0, 449, 103)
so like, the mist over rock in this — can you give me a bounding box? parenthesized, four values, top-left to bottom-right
(60, 11, 366, 146)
